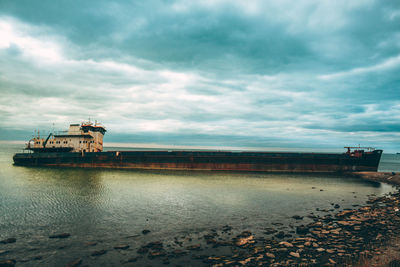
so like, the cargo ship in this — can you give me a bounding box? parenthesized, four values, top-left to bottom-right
(13, 122, 383, 172)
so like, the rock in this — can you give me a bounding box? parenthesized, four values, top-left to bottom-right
(275, 231, 285, 239)
(234, 231, 255, 246)
(137, 247, 149, 254)
(292, 215, 303, 220)
(0, 259, 15, 267)
(171, 249, 187, 257)
(316, 248, 325, 252)
(279, 241, 293, 248)
(289, 252, 300, 258)
(320, 189, 324, 191)
(49, 233, 70, 239)
(0, 250, 7, 256)
(312, 187, 316, 189)
(141, 241, 164, 254)
(148, 250, 166, 258)
(266, 253, 275, 258)
(235, 235, 254, 246)
(334, 204, 340, 209)
(336, 210, 354, 217)
(222, 225, 232, 232)
(114, 244, 129, 250)
(128, 256, 140, 262)
(142, 229, 151, 235)
(296, 225, 309, 235)
(328, 258, 336, 264)
(186, 244, 201, 250)
(66, 258, 82, 267)
(203, 233, 217, 244)
(237, 231, 252, 237)
(84, 241, 97, 246)
(263, 228, 277, 235)
(0, 238, 16, 244)
(91, 250, 107, 256)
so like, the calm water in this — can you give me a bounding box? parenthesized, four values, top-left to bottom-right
(0, 144, 399, 266)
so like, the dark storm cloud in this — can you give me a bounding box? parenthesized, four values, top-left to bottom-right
(0, 0, 399, 151)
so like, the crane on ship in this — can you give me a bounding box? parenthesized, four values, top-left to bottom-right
(43, 133, 53, 148)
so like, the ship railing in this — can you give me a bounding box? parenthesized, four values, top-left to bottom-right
(344, 146, 375, 151)
(53, 130, 68, 135)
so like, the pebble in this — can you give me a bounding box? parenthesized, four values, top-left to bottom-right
(186, 244, 201, 250)
(266, 253, 275, 258)
(0, 259, 15, 267)
(275, 231, 285, 239)
(292, 215, 303, 220)
(91, 250, 107, 256)
(0, 238, 16, 244)
(49, 233, 70, 239)
(279, 241, 293, 248)
(84, 242, 97, 246)
(142, 229, 151, 235)
(114, 244, 129, 250)
(66, 258, 82, 267)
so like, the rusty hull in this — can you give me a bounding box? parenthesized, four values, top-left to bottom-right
(13, 150, 382, 173)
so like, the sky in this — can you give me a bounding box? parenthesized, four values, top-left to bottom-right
(0, 0, 399, 152)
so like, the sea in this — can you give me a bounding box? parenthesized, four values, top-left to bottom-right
(0, 143, 399, 266)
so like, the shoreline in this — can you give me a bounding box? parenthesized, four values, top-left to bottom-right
(1, 172, 399, 266)
(349, 171, 400, 187)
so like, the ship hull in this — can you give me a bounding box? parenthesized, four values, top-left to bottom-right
(13, 150, 383, 173)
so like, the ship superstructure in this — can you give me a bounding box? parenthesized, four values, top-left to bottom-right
(27, 121, 106, 153)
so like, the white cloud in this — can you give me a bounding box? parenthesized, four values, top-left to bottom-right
(0, 18, 63, 63)
(318, 54, 400, 80)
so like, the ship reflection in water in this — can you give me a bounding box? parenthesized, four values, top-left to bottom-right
(1, 144, 396, 266)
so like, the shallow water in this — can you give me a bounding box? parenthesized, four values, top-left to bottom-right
(0, 144, 398, 266)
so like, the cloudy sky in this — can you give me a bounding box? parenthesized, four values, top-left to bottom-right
(0, 0, 399, 152)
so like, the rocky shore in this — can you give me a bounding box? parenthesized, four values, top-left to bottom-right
(129, 187, 400, 266)
(1, 172, 400, 266)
